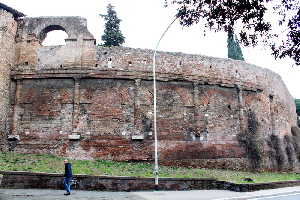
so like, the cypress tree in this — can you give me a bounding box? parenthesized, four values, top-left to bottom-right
(100, 4, 125, 47)
(227, 28, 245, 61)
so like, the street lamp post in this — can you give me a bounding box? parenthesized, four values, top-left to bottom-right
(152, 16, 179, 191)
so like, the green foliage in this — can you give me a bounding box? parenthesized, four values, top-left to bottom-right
(284, 135, 297, 168)
(291, 126, 300, 162)
(294, 99, 300, 115)
(237, 111, 263, 170)
(227, 29, 245, 61)
(268, 134, 285, 170)
(166, 0, 300, 65)
(272, 8, 300, 66)
(294, 99, 300, 127)
(100, 4, 125, 47)
(1, 152, 300, 183)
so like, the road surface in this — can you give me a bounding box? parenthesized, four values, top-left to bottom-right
(0, 186, 300, 200)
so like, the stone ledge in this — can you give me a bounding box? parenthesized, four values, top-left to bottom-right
(7, 135, 19, 141)
(68, 135, 80, 140)
(1, 171, 300, 192)
(131, 135, 144, 140)
(10, 69, 263, 92)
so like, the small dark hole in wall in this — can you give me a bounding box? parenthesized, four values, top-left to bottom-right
(24, 62, 28, 65)
(109, 58, 112, 61)
(236, 70, 238, 73)
(104, 52, 107, 55)
(210, 65, 212, 69)
(60, 65, 63, 68)
(95, 64, 98, 67)
(128, 61, 132, 64)
(228, 105, 231, 110)
(179, 61, 182, 65)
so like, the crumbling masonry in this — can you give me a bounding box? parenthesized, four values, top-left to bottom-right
(0, 3, 299, 171)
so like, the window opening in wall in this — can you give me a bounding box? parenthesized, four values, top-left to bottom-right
(42, 30, 68, 46)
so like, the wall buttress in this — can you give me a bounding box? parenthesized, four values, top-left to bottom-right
(237, 86, 246, 132)
(11, 79, 22, 135)
(269, 94, 275, 136)
(193, 82, 201, 134)
(72, 78, 80, 134)
(133, 79, 141, 135)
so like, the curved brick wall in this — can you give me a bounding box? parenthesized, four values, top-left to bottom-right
(0, 12, 298, 171)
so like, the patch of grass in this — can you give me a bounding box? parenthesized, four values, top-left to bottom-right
(1, 152, 300, 183)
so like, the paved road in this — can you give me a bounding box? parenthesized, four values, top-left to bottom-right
(251, 192, 300, 200)
(0, 186, 300, 200)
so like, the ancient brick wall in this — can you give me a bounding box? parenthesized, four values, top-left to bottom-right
(14, 17, 96, 69)
(0, 8, 298, 171)
(0, 9, 18, 150)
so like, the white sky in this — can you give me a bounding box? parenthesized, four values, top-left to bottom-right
(2, 0, 300, 99)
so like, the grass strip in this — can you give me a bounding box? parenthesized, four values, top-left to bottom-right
(1, 152, 300, 183)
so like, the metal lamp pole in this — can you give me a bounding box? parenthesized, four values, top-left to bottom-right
(152, 16, 179, 191)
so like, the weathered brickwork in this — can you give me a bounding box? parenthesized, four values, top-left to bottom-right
(0, 7, 21, 150)
(1, 4, 299, 171)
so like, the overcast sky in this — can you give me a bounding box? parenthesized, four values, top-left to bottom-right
(2, 0, 299, 99)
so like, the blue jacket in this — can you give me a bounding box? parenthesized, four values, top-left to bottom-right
(64, 163, 72, 178)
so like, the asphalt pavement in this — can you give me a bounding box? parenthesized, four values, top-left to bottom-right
(0, 186, 300, 200)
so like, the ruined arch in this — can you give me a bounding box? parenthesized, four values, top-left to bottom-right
(39, 25, 67, 42)
(17, 17, 95, 43)
(14, 16, 97, 68)
(245, 93, 270, 112)
(201, 88, 232, 107)
(199, 87, 238, 140)
(145, 82, 193, 106)
(244, 93, 272, 136)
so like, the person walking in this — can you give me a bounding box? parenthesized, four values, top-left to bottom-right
(63, 159, 72, 195)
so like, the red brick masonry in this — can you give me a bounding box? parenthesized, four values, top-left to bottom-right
(0, 6, 298, 171)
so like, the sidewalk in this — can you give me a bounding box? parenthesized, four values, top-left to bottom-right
(0, 186, 300, 200)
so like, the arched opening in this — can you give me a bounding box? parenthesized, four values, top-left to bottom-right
(42, 30, 68, 46)
(41, 25, 68, 46)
